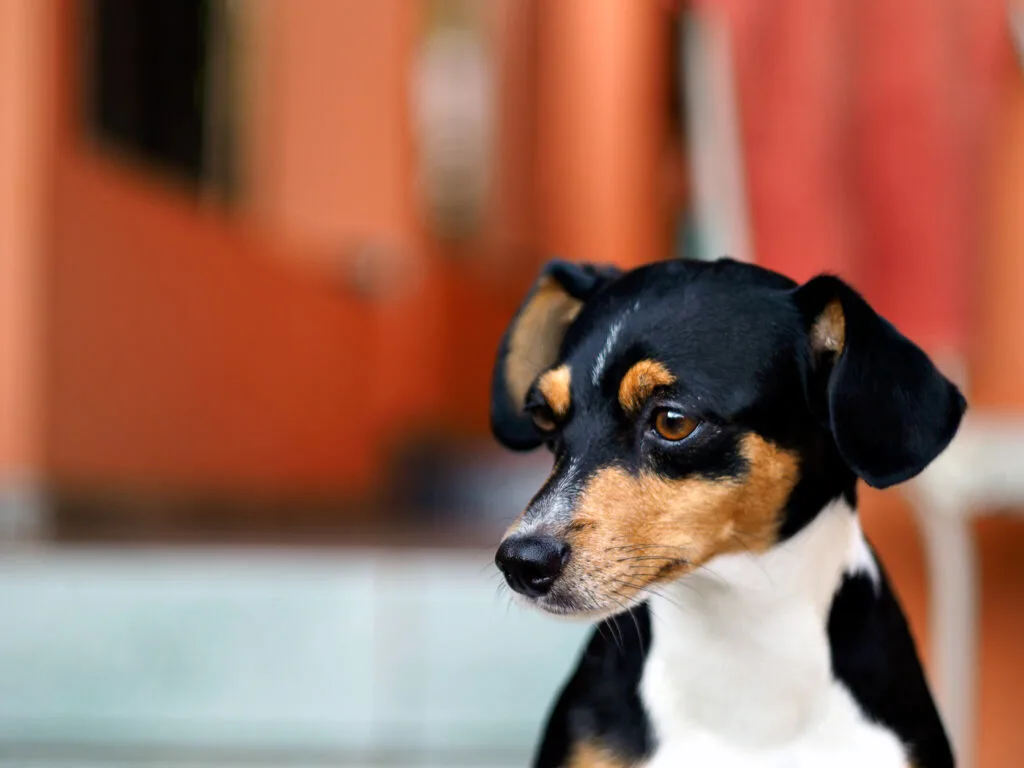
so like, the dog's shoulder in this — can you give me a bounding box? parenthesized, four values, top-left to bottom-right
(828, 554, 954, 768)
(533, 604, 653, 768)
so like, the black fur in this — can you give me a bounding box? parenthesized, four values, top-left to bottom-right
(828, 561, 955, 768)
(490, 260, 621, 451)
(489, 258, 965, 767)
(532, 559, 954, 768)
(793, 275, 966, 489)
(534, 606, 653, 768)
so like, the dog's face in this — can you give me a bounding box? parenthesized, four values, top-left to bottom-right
(491, 259, 965, 619)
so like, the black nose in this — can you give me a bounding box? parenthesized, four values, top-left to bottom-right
(495, 535, 570, 597)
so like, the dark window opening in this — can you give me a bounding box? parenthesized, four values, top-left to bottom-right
(88, 0, 208, 181)
(85, 0, 237, 196)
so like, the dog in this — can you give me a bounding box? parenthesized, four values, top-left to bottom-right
(491, 258, 964, 768)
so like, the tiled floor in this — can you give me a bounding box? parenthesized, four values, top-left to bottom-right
(0, 759, 524, 767)
(0, 547, 584, 765)
(0, 763, 524, 767)
(4, 500, 1022, 767)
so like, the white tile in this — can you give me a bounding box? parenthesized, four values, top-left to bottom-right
(0, 547, 587, 759)
(0, 549, 377, 751)
(374, 552, 585, 752)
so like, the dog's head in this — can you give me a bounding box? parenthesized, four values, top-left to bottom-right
(492, 258, 965, 618)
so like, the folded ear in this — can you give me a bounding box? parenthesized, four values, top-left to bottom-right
(491, 259, 621, 450)
(792, 275, 967, 489)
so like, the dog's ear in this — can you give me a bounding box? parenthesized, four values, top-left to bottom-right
(792, 275, 966, 489)
(491, 259, 621, 450)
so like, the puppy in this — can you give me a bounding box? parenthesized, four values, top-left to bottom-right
(491, 258, 964, 768)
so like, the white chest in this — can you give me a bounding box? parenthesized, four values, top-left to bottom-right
(638, 502, 907, 768)
(641, 676, 906, 768)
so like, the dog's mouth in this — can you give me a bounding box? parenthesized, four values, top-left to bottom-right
(515, 586, 640, 622)
(501, 562, 670, 622)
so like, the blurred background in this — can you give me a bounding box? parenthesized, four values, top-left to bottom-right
(1, 0, 1022, 766)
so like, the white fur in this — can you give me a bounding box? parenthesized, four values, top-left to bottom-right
(518, 458, 581, 536)
(590, 300, 640, 386)
(847, 519, 881, 591)
(640, 499, 906, 767)
(592, 319, 624, 386)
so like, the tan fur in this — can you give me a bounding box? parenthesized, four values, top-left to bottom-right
(567, 740, 637, 768)
(811, 299, 846, 354)
(505, 277, 583, 409)
(561, 434, 799, 610)
(538, 364, 573, 418)
(618, 360, 676, 414)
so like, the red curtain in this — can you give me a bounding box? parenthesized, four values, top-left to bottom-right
(690, 0, 1013, 352)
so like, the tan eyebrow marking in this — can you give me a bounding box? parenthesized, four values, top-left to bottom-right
(537, 364, 572, 418)
(618, 359, 676, 414)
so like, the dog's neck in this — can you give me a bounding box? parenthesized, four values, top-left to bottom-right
(641, 497, 875, 749)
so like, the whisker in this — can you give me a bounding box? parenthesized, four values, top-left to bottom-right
(605, 592, 645, 650)
(624, 564, 667, 572)
(593, 618, 612, 647)
(616, 556, 688, 570)
(604, 543, 692, 554)
(607, 577, 689, 612)
(590, 587, 624, 654)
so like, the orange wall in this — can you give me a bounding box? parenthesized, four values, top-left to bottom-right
(41, 0, 443, 498)
(249, 0, 419, 263)
(36, 0, 680, 498)
(47, 154, 382, 495)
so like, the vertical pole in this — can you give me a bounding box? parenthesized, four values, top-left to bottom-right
(535, 0, 670, 268)
(0, 0, 53, 540)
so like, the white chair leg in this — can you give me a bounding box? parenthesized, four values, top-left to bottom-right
(914, 502, 978, 768)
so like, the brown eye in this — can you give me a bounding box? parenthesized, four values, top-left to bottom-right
(653, 409, 700, 441)
(529, 405, 557, 432)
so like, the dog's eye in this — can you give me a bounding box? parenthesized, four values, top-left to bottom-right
(527, 403, 557, 432)
(652, 409, 700, 442)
